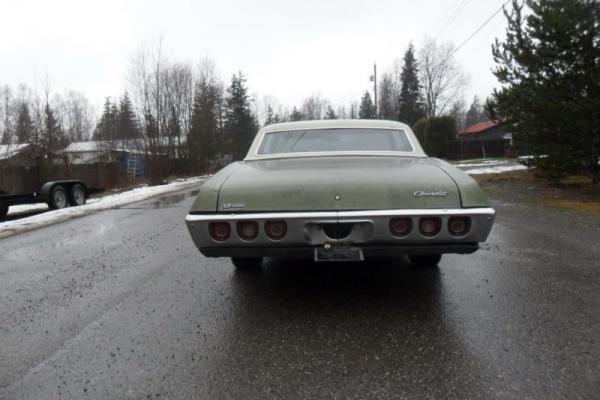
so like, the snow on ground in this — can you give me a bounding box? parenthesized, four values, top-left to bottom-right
(1, 176, 207, 238)
(464, 164, 528, 175)
(454, 159, 506, 168)
(7, 203, 50, 215)
(455, 158, 528, 175)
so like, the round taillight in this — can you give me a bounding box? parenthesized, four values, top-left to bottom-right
(419, 217, 441, 237)
(237, 221, 259, 241)
(265, 220, 287, 240)
(209, 222, 230, 241)
(389, 217, 412, 237)
(448, 217, 471, 237)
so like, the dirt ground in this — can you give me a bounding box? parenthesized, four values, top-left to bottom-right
(473, 169, 600, 214)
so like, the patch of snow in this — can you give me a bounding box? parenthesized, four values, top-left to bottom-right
(1, 176, 207, 238)
(7, 203, 49, 215)
(465, 165, 528, 175)
(455, 160, 506, 168)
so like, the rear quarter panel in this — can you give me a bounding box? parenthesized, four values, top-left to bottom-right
(432, 159, 490, 207)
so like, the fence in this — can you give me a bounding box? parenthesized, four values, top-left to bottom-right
(447, 139, 509, 160)
(0, 161, 126, 194)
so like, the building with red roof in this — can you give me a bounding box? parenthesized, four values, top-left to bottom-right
(460, 120, 497, 135)
(448, 120, 512, 159)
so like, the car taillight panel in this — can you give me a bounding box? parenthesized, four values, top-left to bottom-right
(419, 217, 442, 237)
(237, 221, 259, 241)
(265, 220, 287, 240)
(448, 216, 471, 237)
(209, 222, 230, 241)
(389, 217, 412, 237)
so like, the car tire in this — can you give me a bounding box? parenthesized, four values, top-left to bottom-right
(409, 254, 442, 267)
(68, 183, 86, 206)
(231, 257, 263, 271)
(48, 185, 68, 210)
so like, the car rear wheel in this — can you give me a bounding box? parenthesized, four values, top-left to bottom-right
(409, 254, 442, 267)
(231, 257, 263, 271)
(49, 185, 68, 210)
(68, 183, 86, 206)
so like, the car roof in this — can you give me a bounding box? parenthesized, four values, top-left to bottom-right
(261, 119, 411, 133)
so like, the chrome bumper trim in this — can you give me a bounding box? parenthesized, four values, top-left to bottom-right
(185, 207, 495, 254)
(185, 207, 495, 222)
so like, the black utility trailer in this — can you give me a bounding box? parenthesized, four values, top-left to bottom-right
(0, 180, 104, 221)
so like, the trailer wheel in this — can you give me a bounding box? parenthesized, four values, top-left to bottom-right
(49, 185, 68, 210)
(68, 184, 86, 206)
(0, 191, 7, 220)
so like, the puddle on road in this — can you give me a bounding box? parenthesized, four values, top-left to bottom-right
(151, 194, 186, 208)
(149, 190, 200, 209)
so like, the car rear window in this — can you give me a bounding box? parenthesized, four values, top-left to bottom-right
(257, 128, 413, 155)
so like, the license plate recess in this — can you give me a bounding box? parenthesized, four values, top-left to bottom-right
(314, 246, 364, 262)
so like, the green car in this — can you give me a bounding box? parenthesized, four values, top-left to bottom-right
(186, 119, 495, 269)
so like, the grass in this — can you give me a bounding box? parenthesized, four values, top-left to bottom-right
(472, 169, 600, 214)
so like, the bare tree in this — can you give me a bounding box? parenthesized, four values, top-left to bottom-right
(302, 94, 329, 120)
(53, 91, 95, 142)
(419, 37, 469, 117)
(378, 71, 397, 120)
(449, 98, 467, 131)
(255, 95, 283, 126)
(0, 85, 12, 144)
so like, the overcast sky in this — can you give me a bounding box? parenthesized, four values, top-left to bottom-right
(0, 0, 510, 112)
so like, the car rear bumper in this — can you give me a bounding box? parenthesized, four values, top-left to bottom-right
(199, 244, 480, 258)
(185, 208, 495, 258)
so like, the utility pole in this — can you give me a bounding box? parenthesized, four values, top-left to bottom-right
(370, 62, 378, 118)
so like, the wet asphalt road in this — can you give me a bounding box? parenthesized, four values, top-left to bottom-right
(0, 186, 599, 400)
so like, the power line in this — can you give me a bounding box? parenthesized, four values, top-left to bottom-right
(452, 0, 511, 56)
(433, 0, 466, 36)
(434, 0, 472, 38)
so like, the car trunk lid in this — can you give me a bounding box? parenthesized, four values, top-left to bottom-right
(217, 156, 461, 211)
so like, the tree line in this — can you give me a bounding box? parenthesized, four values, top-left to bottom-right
(0, 82, 95, 154)
(6, 0, 593, 185)
(1, 34, 486, 169)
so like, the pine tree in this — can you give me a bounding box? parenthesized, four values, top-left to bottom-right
(289, 107, 303, 121)
(109, 101, 119, 141)
(225, 72, 258, 159)
(488, 0, 600, 184)
(264, 104, 281, 126)
(43, 103, 65, 152)
(324, 105, 337, 120)
(93, 97, 117, 141)
(189, 82, 218, 171)
(465, 96, 486, 126)
(118, 92, 140, 140)
(359, 92, 375, 119)
(398, 44, 425, 125)
(15, 103, 34, 144)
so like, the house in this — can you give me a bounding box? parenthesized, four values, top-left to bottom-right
(448, 120, 512, 159)
(62, 140, 146, 177)
(459, 120, 512, 142)
(0, 143, 38, 167)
